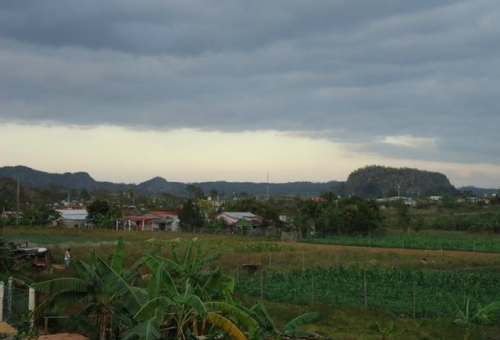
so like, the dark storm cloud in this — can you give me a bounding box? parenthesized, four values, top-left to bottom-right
(1, 0, 499, 164)
(0, 0, 463, 55)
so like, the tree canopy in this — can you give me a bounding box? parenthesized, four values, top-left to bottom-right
(178, 198, 205, 232)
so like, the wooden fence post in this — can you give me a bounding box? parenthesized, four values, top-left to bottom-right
(7, 277, 12, 321)
(0, 281, 4, 321)
(29, 286, 35, 327)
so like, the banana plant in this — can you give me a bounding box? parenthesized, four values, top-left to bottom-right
(33, 237, 148, 340)
(127, 253, 254, 340)
(242, 301, 319, 340)
(33, 240, 266, 340)
(148, 242, 234, 302)
(448, 293, 500, 340)
(375, 321, 404, 340)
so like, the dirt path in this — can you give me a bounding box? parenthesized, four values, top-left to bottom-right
(282, 241, 500, 270)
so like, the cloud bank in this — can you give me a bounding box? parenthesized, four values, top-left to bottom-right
(1, 1, 499, 186)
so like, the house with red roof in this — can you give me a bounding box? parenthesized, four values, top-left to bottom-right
(116, 210, 179, 232)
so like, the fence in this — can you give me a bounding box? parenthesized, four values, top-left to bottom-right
(0, 277, 35, 326)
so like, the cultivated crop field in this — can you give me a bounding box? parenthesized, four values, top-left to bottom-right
(3, 226, 500, 339)
(303, 231, 500, 253)
(238, 265, 500, 317)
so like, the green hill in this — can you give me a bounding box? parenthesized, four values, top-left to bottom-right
(345, 165, 457, 198)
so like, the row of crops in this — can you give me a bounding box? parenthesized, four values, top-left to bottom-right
(236, 265, 500, 318)
(301, 233, 500, 252)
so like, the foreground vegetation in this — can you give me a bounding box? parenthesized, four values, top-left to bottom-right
(3, 226, 500, 339)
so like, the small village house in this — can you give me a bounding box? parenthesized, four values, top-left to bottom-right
(55, 209, 88, 227)
(214, 212, 263, 234)
(116, 210, 179, 232)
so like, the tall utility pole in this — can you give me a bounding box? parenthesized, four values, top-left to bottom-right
(16, 180, 20, 225)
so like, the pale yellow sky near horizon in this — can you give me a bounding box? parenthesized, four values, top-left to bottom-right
(2, 123, 499, 188)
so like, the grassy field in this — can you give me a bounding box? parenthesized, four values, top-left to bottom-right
(3, 226, 500, 339)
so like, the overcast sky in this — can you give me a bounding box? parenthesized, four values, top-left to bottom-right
(1, 0, 499, 188)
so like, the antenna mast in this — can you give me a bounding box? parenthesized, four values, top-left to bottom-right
(266, 173, 269, 199)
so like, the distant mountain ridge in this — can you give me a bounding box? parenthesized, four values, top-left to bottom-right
(1, 165, 494, 198)
(459, 185, 499, 197)
(0, 165, 125, 192)
(0, 166, 341, 197)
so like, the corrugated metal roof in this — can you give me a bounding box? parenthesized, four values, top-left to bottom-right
(215, 212, 263, 226)
(56, 209, 87, 220)
(221, 212, 259, 219)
